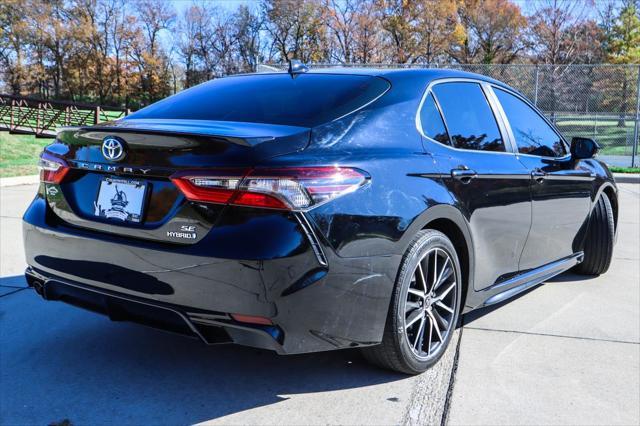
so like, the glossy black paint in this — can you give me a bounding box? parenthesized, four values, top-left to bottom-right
(23, 69, 617, 354)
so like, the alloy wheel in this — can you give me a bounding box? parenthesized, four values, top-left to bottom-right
(403, 247, 458, 360)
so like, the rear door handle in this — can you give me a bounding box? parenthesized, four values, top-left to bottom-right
(531, 169, 546, 184)
(451, 167, 478, 184)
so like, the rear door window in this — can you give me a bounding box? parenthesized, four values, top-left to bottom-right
(128, 74, 390, 128)
(432, 82, 506, 152)
(419, 93, 450, 145)
(494, 88, 567, 157)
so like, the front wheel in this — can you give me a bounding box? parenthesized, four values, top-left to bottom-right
(362, 229, 462, 374)
(574, 194, 615, 276)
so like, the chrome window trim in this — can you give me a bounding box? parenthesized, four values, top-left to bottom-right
(488, 84, 571, 161)
(481, 83, 519, 154)
(415, 77, 517, 156)
(419, 90, 454, 146)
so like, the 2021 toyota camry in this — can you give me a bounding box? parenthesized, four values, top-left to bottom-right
(23, 67, 617, 374)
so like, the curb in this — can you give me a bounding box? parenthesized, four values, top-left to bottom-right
(613, 173, 640, 184)
(0, 175, 39, 187)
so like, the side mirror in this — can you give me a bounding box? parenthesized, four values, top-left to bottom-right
(571, 137, 599, 159)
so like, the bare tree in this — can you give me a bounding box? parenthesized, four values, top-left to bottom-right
(177, 4, 201, 88)
(263, 0, 329, 63)
(233, 5, 264, 72)
(528, 0, 594, 66)
(131, 0, 175, 104)
(377, 0, 422, 63)
(376, 0, 460, 64)
(352, 0, 383, 63)
(450, 0, 527, 64)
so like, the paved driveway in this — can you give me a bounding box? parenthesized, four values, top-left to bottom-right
(447, 183, 640, 426)
(1, 183, 638, 425)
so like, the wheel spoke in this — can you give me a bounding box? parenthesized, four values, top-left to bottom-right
(406, 308, 423, 328)
(432, 308, 449, 330)
(416, 261, 427, 292)
(413, 316, 426, 349)
(426, 315, 433, 354)
(435, 300, 454, 314)
(405, 300, 421, 313)
(431, 250, 438, 292)
(433, 258, 451, 291)
(428, 311, 443, 342)
(408, 288, 426, 298)
(436, 282, 456, 301)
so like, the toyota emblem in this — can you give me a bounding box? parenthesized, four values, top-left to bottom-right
(101, 137, 125, 162)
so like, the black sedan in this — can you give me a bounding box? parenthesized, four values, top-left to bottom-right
(23, 67, 617, 374)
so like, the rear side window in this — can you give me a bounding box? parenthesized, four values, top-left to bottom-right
(432, 82, 505, 152)
(494, 88, 567, 157)
(419, 93, 450, 145)
(127, 74, 390, 128)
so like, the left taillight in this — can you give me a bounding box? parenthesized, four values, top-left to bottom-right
(38, 152, 69, 184)
(171, 166, 369, 211)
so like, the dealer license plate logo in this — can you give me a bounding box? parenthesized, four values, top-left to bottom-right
(94, 177, 146, 223)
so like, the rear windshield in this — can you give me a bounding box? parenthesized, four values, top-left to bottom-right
(127, 73, 390, 128)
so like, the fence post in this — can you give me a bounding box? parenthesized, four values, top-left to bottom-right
(632, 65, 640, 168)
(94, 106, 100, 125)
(36, 102, 41, 136)
(533, 65, 539, 107)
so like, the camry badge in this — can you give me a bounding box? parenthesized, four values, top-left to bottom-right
(102, 137, 125, 162)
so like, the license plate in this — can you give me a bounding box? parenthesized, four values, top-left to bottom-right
(94, 177, 147, 223)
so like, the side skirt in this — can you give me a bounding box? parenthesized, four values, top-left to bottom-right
(473, 252, 584, 309)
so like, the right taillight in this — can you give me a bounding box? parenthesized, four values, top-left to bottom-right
(38, 152, 69, 184)
(171, 166, 369, 211)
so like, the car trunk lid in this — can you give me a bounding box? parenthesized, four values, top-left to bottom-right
(44, 119, 310, 243)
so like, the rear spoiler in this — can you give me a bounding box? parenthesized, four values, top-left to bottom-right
(76, 119, 311, 147)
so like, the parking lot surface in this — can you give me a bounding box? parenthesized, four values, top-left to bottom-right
(1, 183, 638, 425)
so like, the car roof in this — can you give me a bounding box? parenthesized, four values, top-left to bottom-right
(248, 67, 515, 93)
(225, 67, 524, 105)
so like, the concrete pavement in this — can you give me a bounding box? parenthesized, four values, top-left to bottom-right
(1, 183, 638, 425)
(447, 183, 640, 426)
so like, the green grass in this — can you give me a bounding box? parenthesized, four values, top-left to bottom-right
(0, 107, 126, 178)
(0, 133, 51, 178)
(554, 118, 636, 156)
(609, 166, 640, 173)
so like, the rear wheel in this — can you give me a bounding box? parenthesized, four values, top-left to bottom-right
(362, 230, 461, 374)
(574, 194, 615, 276)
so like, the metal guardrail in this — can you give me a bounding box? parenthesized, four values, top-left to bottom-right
(0, 94, 130, 138)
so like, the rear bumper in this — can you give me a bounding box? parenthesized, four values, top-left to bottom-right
(25, 267, 284, 352)
(23, 194, 399, 354)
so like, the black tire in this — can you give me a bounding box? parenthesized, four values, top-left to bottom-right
(361, 229, 462, 374)
(574, 194, 615, 276)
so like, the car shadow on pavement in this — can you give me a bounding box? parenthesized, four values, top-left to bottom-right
(461, 271, 598, 326)
(0, 276, 407, 425)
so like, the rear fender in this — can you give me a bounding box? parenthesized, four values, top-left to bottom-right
(402, 204, 476, 304)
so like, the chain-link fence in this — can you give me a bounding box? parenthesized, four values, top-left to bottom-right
(259, 63, 640, 167)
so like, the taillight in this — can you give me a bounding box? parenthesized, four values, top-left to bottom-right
(171, 170, 246, 204)
(38, 152, 69, 184)
(171, 167, 369, 211)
